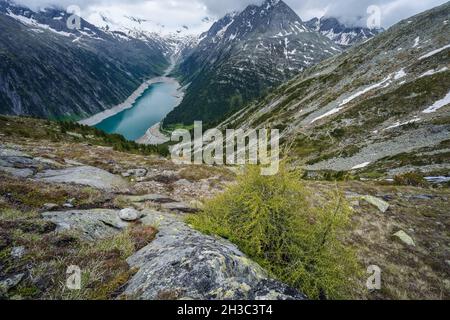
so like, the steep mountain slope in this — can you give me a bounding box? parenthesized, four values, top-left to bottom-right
(0, 1, 171, 119)
(305, 17, 383, 47)
(163, 0, 341, 127)
(221, 2, 450, 179)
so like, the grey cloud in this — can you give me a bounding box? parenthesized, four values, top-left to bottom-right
(14, 0, 143, 11)
(286, 0, 449, 27)
(14, 0, 449, 28)
(201, 0, 264, 15)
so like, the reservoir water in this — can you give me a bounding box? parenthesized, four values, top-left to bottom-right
(95, 80, 180, 141)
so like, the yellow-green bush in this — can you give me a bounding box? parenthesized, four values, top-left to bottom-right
(187, 164, 361, 299)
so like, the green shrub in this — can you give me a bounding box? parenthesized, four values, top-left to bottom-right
(393, 172, 429, 188)
(187, 164, 361, 299)
(58, 121, 170, 157)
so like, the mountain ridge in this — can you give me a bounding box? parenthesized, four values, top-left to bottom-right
(0, 0, 175, 118)
(220, 1, 450, 178)
(305, 16, 383, 47)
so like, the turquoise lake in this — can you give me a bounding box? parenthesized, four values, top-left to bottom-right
(95, 81, 179, 141)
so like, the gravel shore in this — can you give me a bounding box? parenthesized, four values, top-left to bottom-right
(136, 122, 171, 145)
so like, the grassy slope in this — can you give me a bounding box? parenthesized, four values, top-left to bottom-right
(0, 116, 448, 300)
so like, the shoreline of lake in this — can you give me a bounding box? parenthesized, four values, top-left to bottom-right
(79, 76, 182, 127)
(136, 122, 171, 145)
(135, 78, 184, 145)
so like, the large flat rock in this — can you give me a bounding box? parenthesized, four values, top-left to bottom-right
(0, 146, 36, 177)
(42, 209, 130, 241)
(0, 147, 31, 158)
(0, 166, 34, 178)
(35, 166, 129, 192)
(124, 211, 306, 300)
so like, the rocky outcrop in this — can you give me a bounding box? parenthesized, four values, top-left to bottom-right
(35, 166, 129, 192)
(393, 230, 416, 247)
(119, 208, 143, 222)
(0, 146, 41, 178)
(42, 209, 131, 241)
(0, 274, 24, 297)
(41, 207, 305, 300)
(1, 145, 129, 192)
(361, 195, 390, 213)
(124, 211, 306, 300)
(166, 0, 340, 127)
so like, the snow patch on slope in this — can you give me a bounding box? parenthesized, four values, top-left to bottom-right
(6, 10, 72, 37)
(310, 69, 408, 124)
(419, 67, 448, 78)
(419, 44, 450, 60)
(384, 117, 421, 131)
(351, 162, 371, 170)
(422, 91, 450, 113)
(339, 76, 391, 107)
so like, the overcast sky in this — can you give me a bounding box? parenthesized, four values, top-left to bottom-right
(14, 0, 449, 33)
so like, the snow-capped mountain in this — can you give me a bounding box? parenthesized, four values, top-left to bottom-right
(85, 10, 211, 37)
(0, 0, 179, 52)
(1, 0, 106, 41)
(0, 0, 200, 57)
(164, 0, 341, 127)
(80, 9, 214, 60)
(306, 17, 383, 47)
(84, 9, 205, 55)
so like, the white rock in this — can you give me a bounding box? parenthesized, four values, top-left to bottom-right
(0, 167, 34, 178)
(362, 195, 390, 213)
(174, 179, 191, 186)
(119, 208, 142, 221)
(393, 230, 416, 247)
(11, 246, 26, 259)
(35, 166, 129, 191)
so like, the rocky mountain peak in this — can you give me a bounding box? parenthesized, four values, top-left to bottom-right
(201, 0, 308, 45)
(165, 0, 341, 126)
(306, 16, 383, 46)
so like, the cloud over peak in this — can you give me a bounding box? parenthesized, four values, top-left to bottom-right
(13, 0, 448, 31)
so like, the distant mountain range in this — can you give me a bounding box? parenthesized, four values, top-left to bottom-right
(86, 10, 212, 36)
(163, 0, 342, 127)
(305, 17, 383, 47)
